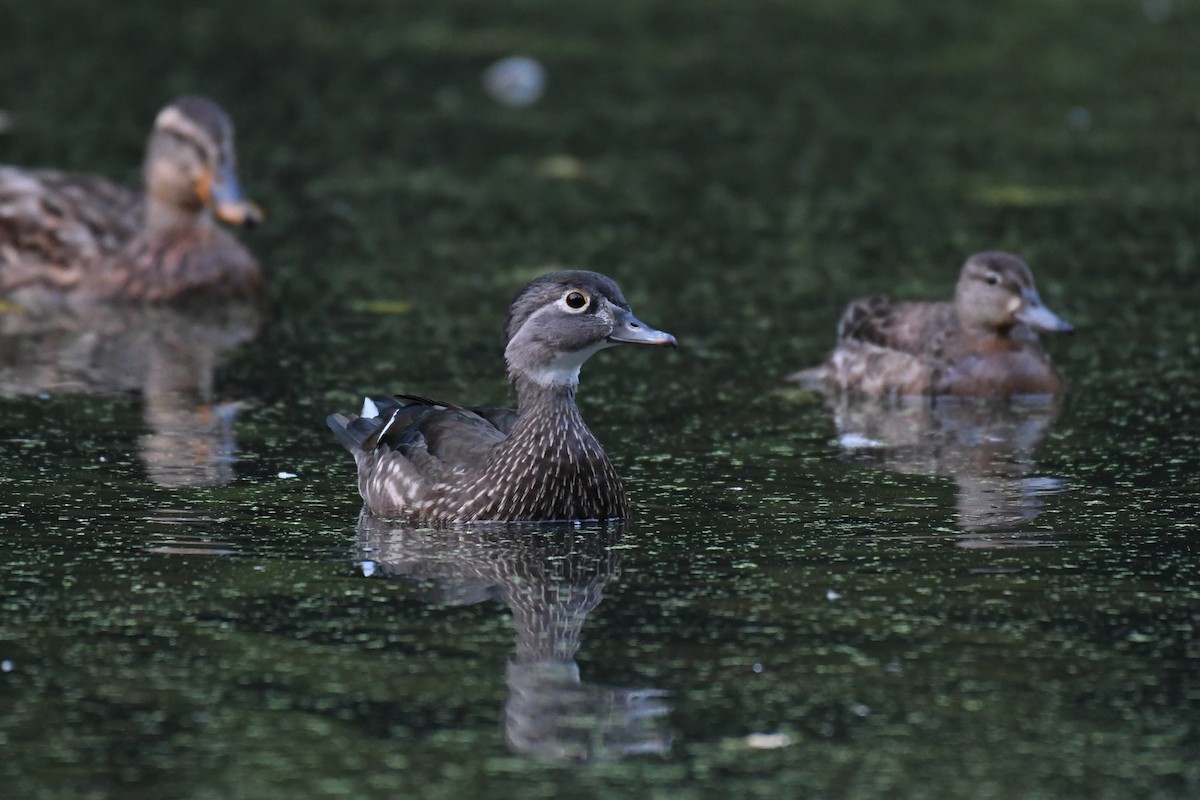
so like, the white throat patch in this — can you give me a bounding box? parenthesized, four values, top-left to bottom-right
(524, 341, 614, 388)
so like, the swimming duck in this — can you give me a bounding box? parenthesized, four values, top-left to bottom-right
(790, 251, 1073, 398)
(0, 95, 262, 304)
(327, 271, 677, 522)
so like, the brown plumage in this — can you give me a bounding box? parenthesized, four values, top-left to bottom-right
(328, 271, 678, 523)
(0, 95, 262, 305)
(791, 251, 1073, 398)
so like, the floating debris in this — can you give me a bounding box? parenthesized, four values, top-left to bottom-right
(351, 299, 413, 315)
(535, 154, 588, 180)
(484, 55, 546, 107)
(744, 732, 792, 750)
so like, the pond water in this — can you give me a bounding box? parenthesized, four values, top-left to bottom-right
(1, 1, 1198, 798)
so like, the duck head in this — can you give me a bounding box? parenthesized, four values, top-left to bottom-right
(503, 270, 677, 389)
(142, 95, 263, 229)
(954, 251, 1073, 335)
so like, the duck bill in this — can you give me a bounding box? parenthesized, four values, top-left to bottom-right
(207, 161, 264, 227)
(607, 306, 678, 348)
(1016, 291, 1073, 333)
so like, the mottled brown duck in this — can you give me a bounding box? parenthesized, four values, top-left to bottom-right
(791, 251, 1072, 399)
(0, 95, 262, 304)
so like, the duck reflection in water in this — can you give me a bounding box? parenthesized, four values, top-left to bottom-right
(355, 512, 673, 762)
(827, 396, 1066, 542)
(0, 302, 258, 487)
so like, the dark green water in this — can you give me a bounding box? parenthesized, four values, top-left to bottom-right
(2, 1, 1198, 797)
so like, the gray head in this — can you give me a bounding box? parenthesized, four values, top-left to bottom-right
(142, 95, 263, 226)
(954, 251, 1073, 334)
(503, 270, 677, 389)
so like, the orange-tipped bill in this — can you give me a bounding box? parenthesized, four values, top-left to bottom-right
(206, 161, 264, 227)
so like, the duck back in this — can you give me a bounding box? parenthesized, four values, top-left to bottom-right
(0, 168, 141, 295)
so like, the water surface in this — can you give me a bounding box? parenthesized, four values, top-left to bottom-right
(1, 1, 1198, 798)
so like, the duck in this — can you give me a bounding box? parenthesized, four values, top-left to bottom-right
(0, 95, 263, 304)
(790, 251, 1073, 398)
(327, 270, 677, 523)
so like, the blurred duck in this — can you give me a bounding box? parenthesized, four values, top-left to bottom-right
(0, 95, 262, 304)
(328, 270, 677, 522)
(791, 251, 1073, 398)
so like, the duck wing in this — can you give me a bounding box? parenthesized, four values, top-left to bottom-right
(0, 168, 141, 292)
(94, 224, 261, 302)
(837, 295, 952, 355)
(388, 394, 518, 437)
(330, 395, 515, 483)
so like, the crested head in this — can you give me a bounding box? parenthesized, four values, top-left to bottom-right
(954, 251, 1072, 335)
(503, 271, 628, 343)
(143, 95, 262, 228)
(502, 270, 676, 390)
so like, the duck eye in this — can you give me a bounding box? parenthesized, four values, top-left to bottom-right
(985, 272, 1001, 286)
(564, 290, 589, 310)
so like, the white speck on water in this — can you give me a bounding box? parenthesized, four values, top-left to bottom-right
(852, 703, 871, 717)
(1, 660, 13, 673)
(752, 662, 764, 673)
(839, 433, 882, 449)
(98, 456, 107, 462)
(277, 471, 297, 479)
(37, 393, 50, 400)
(361, 560, 376, 578)
(826, 588, 842, 601)
(484, 56, 546, 107)
(744, 732, 792, 750)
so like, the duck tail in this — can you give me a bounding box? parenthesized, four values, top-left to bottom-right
(785, 364, 830, 391)
(327, 412, 379, 453)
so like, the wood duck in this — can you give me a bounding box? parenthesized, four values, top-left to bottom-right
(0, 95, 262, 304)
(328, 271, 677, 522)
(790, 251, 1073, 398)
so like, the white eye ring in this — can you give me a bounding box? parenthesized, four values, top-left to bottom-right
(560, 290, 590, 313)
(984, 272, 1001, 286)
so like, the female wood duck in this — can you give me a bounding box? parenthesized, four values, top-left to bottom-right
(328, 271, 677, 523)
(0, 95, 262, 304)
(790, 251, 1073, 398)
